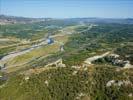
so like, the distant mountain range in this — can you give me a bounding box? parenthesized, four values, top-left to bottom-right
(0, 15, 51, 25)
(67, 17, 133, 24)
(0, 15, 133, 25)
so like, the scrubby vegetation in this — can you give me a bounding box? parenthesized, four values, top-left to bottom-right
(63, 24, 133, 66)
(0, 66, 133, 100)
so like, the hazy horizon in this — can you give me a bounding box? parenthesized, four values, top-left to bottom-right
(1, 0, 133, 18)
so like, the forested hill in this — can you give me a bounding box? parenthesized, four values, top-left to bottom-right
(0, 15, 46, 25)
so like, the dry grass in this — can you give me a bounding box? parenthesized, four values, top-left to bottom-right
(6, 43, 60, 72)
(53, 35, 69, 44)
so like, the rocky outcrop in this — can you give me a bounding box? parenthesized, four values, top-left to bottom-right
(88, 52, 133, 68)
(106, 80, 132, 87)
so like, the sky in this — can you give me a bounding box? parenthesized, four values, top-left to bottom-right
(0, 0, 133, 18)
